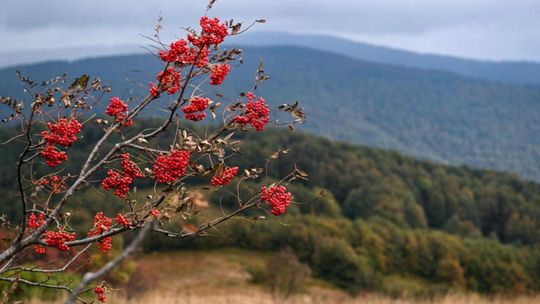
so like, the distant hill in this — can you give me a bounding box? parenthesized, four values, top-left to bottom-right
(3, 32, 540, 85)
(232, 32, 540, 84)
(1, 46, 540, 181)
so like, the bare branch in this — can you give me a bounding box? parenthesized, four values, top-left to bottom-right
(2, 244, 91, 274)
(65, 221, 153, 304)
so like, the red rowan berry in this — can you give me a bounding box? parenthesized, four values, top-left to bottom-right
(88, 212, 113, 253)
(101, 153, 142, 198)
(149, 82, 160, 97)
(209, 64, 230, 85)
(94, 285, 106, 303)
(211, 166, 238, 187)
(105, 97, 132, 126)
(102, 170, 133, 198)
(40, 145, 68, 167)
(156, 67, 181, 95)
(120, 153, 143, 178)
(41, 118, 82, 147)
(152, 149, 190, 183)
(39, 175, 66, 193)
(43, 229, 76, 251)
(234, 94, 270, 131)
(260, 185, 292, 216)
(188, 16, 228, 47)
(182, 96, 210, 121)
(159, 38, 188, 63)
(115, 214, 131, 228)
(27, 213, 45, 229)
(180, 46, 210, 68)
(34, 245, 46, 255)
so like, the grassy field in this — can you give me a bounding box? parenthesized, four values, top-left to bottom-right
(29, 249, 540, 303)
(109, 293, 540, 304)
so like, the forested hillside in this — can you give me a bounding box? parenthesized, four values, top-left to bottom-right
(233, 32, 540, 84)
(1, 47, 540, 182)
(1, 123, 540, 294)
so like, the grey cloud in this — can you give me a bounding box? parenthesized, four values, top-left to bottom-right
(0, 0, 539, 61)
(3, 0, 540, 33)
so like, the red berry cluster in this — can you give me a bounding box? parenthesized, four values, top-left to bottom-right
(182, 96, 210, 121)
(40, 117, 82, 167)
(115, 214, 131, 228)
(105, 97, 133, 126)
(88, 212, 113, 253)
(102, 153, 143, 198)
(234, 94, 270, 131)
(211, 166, 238, 187)
(121, 153, 144, 178)
(149, 83, 160, 97)
(153, 149, 191, 183)
(28, 213, 47, 254)
(149, 66, 181, 97)
(43, 229, 76, 251)
(159, 39, 188, 62)
(27, 213, 45, 229)
(260, 185, 292, 216)
(102, 170, 132, 198)
(150, 209, 160, 218)
(159, 39, 209, 68)
(209, 64, 230, 85)
(40, 145, 67, 167)
(34, 245, 46, 255)
(188, 16, 228, 47)
(152, 16, 229, 96)
(94, 285, 106, 303)
(41, 118, 82, 147)
(40, 175, 66, 193)
(182, 46, 210, 68)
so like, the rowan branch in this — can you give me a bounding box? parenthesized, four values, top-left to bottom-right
(64, 221, 153, 304)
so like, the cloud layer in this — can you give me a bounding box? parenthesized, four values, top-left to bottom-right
(1, 0, 539, 61)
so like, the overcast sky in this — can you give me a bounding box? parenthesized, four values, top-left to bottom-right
(1, 0, 539, 62)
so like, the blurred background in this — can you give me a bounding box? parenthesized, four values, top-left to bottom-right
(2, 0, 540, 303)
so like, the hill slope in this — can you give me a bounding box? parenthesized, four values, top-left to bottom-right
(2, 123, 540, 294)
(1, 47, 540, 181)
(233, 32, 540, 84)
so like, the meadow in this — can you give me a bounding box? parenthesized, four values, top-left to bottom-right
(28, 249, 540, 304)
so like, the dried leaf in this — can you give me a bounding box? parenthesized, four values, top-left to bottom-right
(296, 168, 308, 177)
(62, 94, 72, 107)
(188, 191, 209, 208)
(182, 222, 198, 235)
(231, 23, 242, 35)
(69, 74, 89, 91)
(169, 193, 181, 207)
(207, 0, 217, 10)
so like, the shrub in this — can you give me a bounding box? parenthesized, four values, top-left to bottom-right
(265, 248, 311, 298)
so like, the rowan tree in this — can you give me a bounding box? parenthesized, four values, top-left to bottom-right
(0, 3, 305, 303)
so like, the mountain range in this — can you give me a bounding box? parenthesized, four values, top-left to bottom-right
(232, 32, 540, 84)
(1, 35, 540, 181)
(3, 32, 540, 84)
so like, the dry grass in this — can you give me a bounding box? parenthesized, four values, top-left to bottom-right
(109, 291, 540, 304)
(27, 249, 540, 304)
(29, 292, 540, 304)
